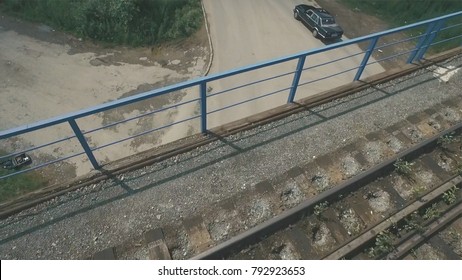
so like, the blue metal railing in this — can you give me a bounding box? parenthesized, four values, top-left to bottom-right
(1, 10, 461, 180)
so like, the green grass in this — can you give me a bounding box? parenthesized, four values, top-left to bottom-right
(341, 0, 462, 52)
(0, 0, 203, 46)
(0, 152, 48, 203)
(341, 0, 462, 25)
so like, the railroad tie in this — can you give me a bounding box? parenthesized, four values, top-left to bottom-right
(144, 228, 172, 260)
(92, 247, 117, 260)
(183, 216, 213, 253)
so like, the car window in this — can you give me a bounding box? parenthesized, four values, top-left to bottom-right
(321, 18, 335, 25)
(307, 10, 313, 17)
(311, 14, 319, 24)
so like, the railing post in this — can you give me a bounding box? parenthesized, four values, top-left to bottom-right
(68, 119, 99, 169)
(287, 55, 307, 103)
(415, 19, 446, 61)
(407, 22, 436, 64)
(200, 82, 208, 134)
(354, 36, 379, 81)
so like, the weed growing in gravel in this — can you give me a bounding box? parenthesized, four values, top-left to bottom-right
(442, 185, 459, 205)
(389, 220, 402, 236)
(457, 164, 462, 176)
(313, 201, 329, 217)
(448, 229, 461, 244)
(411, 185, 427, 198)
(368, 230, 395, 258)
(423, 203, 440, 220)
(437, 133, 456, 148)
(365, 191, 379, 200)
(394, 159, 414, 175)
(404, 212, 424, 233)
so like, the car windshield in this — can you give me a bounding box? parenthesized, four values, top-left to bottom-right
(321, 17, 336, 26)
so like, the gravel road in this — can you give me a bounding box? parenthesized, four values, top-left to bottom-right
(0, 52, 460, 259)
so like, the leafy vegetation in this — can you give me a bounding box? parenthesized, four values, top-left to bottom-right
(341, 0, 462, 51)
(442, 185, 459, 205)
(410, 185, 426, 199)
(0, 0, 203, 46)
(314, 201, 329, 217)
(368, 230, 395, 257)
(341, 0, 462, 25)
(393, 158, 414, 175)
(403, 211, 424, 233)
(438, 133, 456, 148)
(422, 203, 440, 220)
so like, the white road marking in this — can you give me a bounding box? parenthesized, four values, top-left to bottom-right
(431, 65, 460, 83)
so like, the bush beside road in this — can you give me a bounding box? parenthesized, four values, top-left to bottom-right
(0, 0, 203, 46)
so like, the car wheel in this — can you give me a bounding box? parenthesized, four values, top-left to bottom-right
(312, 29, 319, 38)
(294, 11, 299, 20)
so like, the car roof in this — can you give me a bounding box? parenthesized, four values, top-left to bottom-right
(314, 9, 332, 18)
(296, 4, 334, 18)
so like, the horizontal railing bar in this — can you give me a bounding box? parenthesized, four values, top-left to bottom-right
(0, 151, 86, 180)
(2, 11, 461, 139)
(430, 34, 462, 47)
(0, 134, 77, 160)
(439, 21, 462, 31)
(207, 70, 295, 98)
(376, 34, 425, 50)
(368, 48, 418, 64)
(302, 50, 365, 71)
(92, 115, 201, 151)
(298, 66, 359, 87)
(371, 32, 461, 65)
(0, 83, 201, 139)
(208, 86, 292, 115)
(83, 97, 200, 135)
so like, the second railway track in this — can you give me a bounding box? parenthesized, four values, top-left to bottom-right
(192, 121, 462, 260)
(193, 122, 462, 260)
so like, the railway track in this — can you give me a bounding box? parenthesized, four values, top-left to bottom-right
(193, 123, 462, 260)
(90, 95, 462, 260)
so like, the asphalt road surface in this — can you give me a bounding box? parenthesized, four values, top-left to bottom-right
(202, 0, 385, 128)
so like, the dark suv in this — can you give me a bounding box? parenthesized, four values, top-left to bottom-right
(294, 4, 343, 40)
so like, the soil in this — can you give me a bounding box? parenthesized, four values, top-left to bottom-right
(0, 11, 210, 181)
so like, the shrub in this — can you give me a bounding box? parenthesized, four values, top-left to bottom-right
(0, 0, 203, 46)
